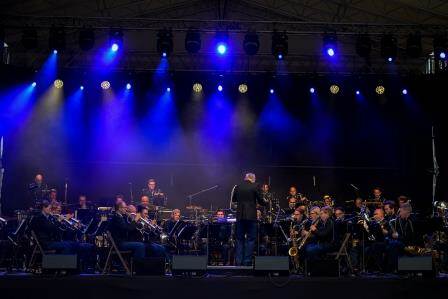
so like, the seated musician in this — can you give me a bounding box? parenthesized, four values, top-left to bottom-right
(398, 195, 410, 206)
(353, 197, 370, 215)
(140, 195, 150, 208)
(109, 201, 166, 260)
(333, 207, 350, 247)
(75, 195, 94, 225)
(142, 178, 167, 207)
(49, 189, 59, 205)
(323, 195, 334, 207)
(28, 173, 49, 208)
(286, 186, 302, 212)
(292, 207, 306, 225)
(383, 201, 396, 221)
(365, 208, 389, 271)
(163, 209, 182, 237)
(216, 209, 227, 223)
(210, 210, 231, 265)
(387, 203, 418, 272)
(30, 201, 94, 270)
(304, 206, 335, 261)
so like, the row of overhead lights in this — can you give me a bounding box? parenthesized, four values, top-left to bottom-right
(43, 79, 407, 95)
(17, 26, 448, 61)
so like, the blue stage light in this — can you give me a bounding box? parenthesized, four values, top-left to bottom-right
(217, 43, 227, 55)
(278, 54, 283, 60)
(31, 82, 37, 87)
(402, 89, 408, 95)
(269, 88, 274, 94)
(166, 87, 171, 92)
(387, 57, 393, 62)
(440, 52, 446, 59)
(356, 90, 360, 95)
(53, 49, 58, 54)
(80, 85, 84, 90)
(327, 48, 335, 57)
(310, 88, 315, 94)
(111, 43, 119, 52)
(126, 83, 132, 90)
(217, 85, 223, 92)
(162, 52, 167, 58)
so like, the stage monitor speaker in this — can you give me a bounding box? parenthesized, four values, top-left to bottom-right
(42, 254, 77, 270)
(398, 256, 434, 277)
(134, 257, 165, 276)
(307, 259, 339, 277)
(254, 256, 290, 275)
(172, 255, 207, 274)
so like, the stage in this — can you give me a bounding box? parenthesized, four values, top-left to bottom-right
(1, 272, 448, 299)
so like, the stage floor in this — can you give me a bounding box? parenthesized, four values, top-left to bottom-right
(1, 272, 448, 299)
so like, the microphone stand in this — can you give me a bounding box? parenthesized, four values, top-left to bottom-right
(129, 182, 134, 205)
(64, 178, 68, 206)
(186, 185, 219, 207)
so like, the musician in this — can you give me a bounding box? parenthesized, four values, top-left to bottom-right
(334, 207, 350, 247)
(365, 208, 389, 271)
(383, 201, 396, 221)
(115, 194, 125, 206)
(28, 173, 48, 207)
(75, 195, 94, 225)
(142, 178, 166, 207)
(286, 186, 302, 211)
(304, 206, 335, 261)
(292, 208, 306, 225)
(77, 195, 88, 209)
(323, 195, 334, 207)
(163, 209, 182, 237)
(231, 172, 264, 266)
(210, 210, 231, 265)
(398, 195, 410, 206)
(302, 206, 321, 233)
(353, 197, 370, 215)
(387, 203, 418, 271)
(140, 195, 150, 208)
(216, 209, 227, 223)
(371, 187, 387, 203)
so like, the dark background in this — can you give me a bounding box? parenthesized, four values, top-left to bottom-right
(0, 65, 447, 215)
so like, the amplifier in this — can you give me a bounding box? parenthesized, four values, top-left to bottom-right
(254, 256, 290, 276)
(172, 255, 207, 273)
(398, 256, 434, 277)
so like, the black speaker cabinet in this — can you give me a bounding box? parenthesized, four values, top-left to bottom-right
(42, 254, 77, 270)
(254, 256, 290, 275)
(134, 257, 165, 276)
(307, 259, 340, 277)
(172, 255, 207, 275)
(398, 256, 434, 277)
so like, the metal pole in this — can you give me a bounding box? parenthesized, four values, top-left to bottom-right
(431, 126, 440, 217)
(0, 136, 4, 217)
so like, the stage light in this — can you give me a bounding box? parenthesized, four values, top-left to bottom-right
(193, 83, 203, 93)
(434, 35, 447, 60)
(269, 88, 274, 94)
(80, 85, 84, 90)
(157, 29, 173, 57)
(381, 34, 397, 62)
(406, 32, 422, 58)
(356, 34, 371, 58)
(126, 83, 132, 90)
(243, 31, 259, 55)
(217, 43, 227, 55)
(101, 81, 111, 90)
(22, 28, 38, 50)
(185, 28, 201, 53)
(310, 88, 315, 94)
(53, 79, 64, 89)
(272, 31, 288, 60)
(217, 85, 223, 92)
(109, 29, 123, 52)
(31, 82, 37, 87)
(166, 87, 171, 92)
(402, 89, 408, 95)
(330, 84, 340, 94)
(238, 84, 248, 94)
(376, 85, 385, 95)
(356, 90, 360, 95)
(79, 28, 95, 51)
(215, 31, 229, 56)
(49, 26, 66, 52)
(323, 33, 337, 57)
(53, 49, 58, 55)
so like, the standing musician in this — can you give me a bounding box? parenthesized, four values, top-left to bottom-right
(28, 173, 49, 208)
(231, 173, 264, 266)
(142, 178, 167, 207)
(303, 206, 335, 261)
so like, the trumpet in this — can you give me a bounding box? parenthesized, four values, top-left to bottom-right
(137, 217, 169, 244)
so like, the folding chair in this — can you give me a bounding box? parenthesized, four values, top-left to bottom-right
(326, 233, 353, 276)
(27, 230, 56, 271)
(102, 231, 133, 276)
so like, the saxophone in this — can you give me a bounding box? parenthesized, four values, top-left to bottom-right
(288, 222, 299, 257)
(298, 218, 320, 250)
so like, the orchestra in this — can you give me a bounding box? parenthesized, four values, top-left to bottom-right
(0, 171, 447, 276)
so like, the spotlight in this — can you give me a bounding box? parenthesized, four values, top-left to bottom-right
(381, 34, 397, 62)
(243, 31, 260, 55)
(22, 27, 38, 50)
(269, 88, 274, 94)
(402, 89, 408, 95)
(126, 83, 132, 90)
(215, 31, 229, 56)
(217, 43, 227, 55)
(185, 28, 201, 53)
(101, 81, 111, 90)
(272, 31, 288, 60)
(166, 87, 171, 92)
(53, 79, 64, 89)
(356, 90, 360, 95)
(310, 88, 315, 94)
(323, 33, 337, 57)
(157, 29, 173, 57)
(434, 35, 447, 60)
(79, 28, 95, 51)
(49, 26, 66, 52)
(406, 32, 422, 58)
(375, 85, 385, 95)
(192, 83, 203, 93)
(217, 85, 223, 92)
(238, 84, 248, 94)
(356, 34, 371, 58)
(31, 82, 37, 87)
(80, 85, 84, 90)
(330, 84, 340, 94)
(109, 29, 123, 52)
(53, 49, 58, 55)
